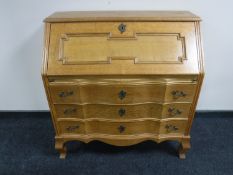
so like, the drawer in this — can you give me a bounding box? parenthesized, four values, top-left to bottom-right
(47, 22, 199, 75)
(49, 83, 196, 104)
(54, 103, 191, 119)
(57, 120, 187, 135)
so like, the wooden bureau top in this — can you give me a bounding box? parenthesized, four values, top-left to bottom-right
(44, 11, 201, 22)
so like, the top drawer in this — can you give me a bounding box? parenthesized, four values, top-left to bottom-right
(49, 80, 197, 104)
(46, 22, 199, 75)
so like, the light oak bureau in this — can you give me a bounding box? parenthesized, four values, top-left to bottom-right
(42, 11, 204, 159)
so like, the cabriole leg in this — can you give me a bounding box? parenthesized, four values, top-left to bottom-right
(55, 139, 67, 159)
(179, 138, 191, 159)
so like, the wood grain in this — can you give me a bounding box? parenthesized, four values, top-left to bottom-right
(59, 33, 185, 64)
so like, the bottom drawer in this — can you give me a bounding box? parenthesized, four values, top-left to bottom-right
(58, 120, 187, 135)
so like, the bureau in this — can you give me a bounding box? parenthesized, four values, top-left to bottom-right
(42, 11, 204, 159)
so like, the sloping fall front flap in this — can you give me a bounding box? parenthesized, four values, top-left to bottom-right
(45, 22, 200, 75)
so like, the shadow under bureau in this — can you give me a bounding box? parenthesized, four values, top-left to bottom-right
(42, 11, 204, 159)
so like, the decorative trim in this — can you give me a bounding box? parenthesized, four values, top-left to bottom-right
(49, 78, 197, 86)
(58, 32, 187, 65)
(53, 101, 192, 106)
(55, 135, 190, 147)
(57, 117, 188, 123)
(41, 23, 51, 75)
(1, 110, 231, 113)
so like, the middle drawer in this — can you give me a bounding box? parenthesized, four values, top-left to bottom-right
(54, 103, 191, 119)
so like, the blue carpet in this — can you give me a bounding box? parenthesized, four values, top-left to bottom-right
(0, 112, 232, 175)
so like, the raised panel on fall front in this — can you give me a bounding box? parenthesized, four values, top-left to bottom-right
(59, 33, 185, 65)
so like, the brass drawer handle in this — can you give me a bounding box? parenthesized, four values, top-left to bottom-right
(118, 90, 127, 100)
(118, 125, 125, 133)
(165, 124, 178, 132)
(63, 108, 77, 115)
(118, 108, 126, 117)
(171, 90, 186, 99)
(168, 108, 182, 117)
(66, 125, 79, 132)
(118, 23, 126, 33)
(59, 91, 74, 98)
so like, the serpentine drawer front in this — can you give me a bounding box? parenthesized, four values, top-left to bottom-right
(57, 120, 188, 136)
(54, 102, 192, 119)
(42, 11, 204, 159)
(49, 82, 197, 103)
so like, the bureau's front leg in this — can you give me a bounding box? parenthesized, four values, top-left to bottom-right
(55, 139, 67, 159)
(179, 138, 191, 159)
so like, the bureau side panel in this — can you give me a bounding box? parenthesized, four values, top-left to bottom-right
(41, 22, 59, 134)
(185, 21, 205, 134)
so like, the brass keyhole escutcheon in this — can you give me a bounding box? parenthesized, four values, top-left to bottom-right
(118, 90, 127, 100)
(118, 125, 125, 133)
(118, 108, 126, 117)
(118, 23, 126, 33)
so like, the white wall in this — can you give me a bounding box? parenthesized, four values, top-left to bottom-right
(0, 0, 233, 110)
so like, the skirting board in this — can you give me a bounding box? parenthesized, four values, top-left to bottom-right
(0, 110, 233, 117)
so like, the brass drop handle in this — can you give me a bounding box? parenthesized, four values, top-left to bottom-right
(165, 124, 178, 133)
(118, 90, 127, 100)
(168, 108, 182, 117)
(59, 91, 74, 98)
(118, 108, 126, 117)
(118, 125, 125, 133)
(63, 108, 77, 115)
(118, 23, 126, 33)
(171, 90, 186, 99)
(66, 125, 79, 132)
